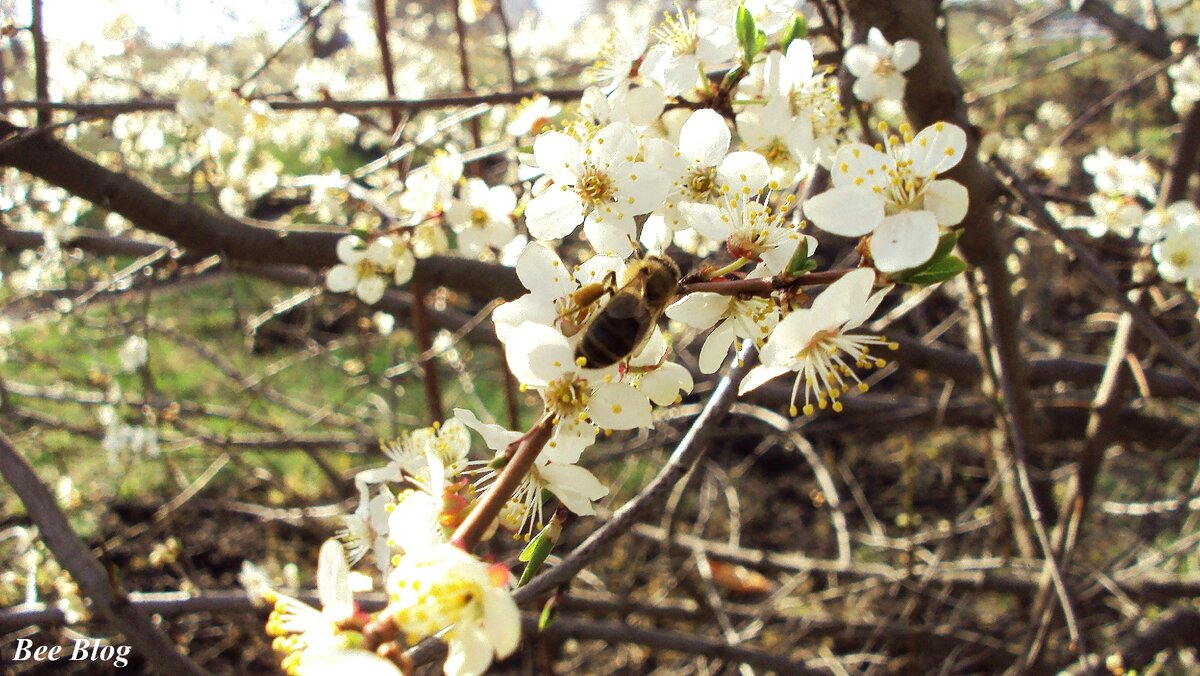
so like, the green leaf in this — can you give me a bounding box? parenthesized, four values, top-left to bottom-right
(517, 521, 558, 587)
(538, 598, 558, 631)
(779, 15, 808, 51)
(929, 230, 962, 263)
(892, 230, 966, 285)
(785, 237, 817, 277)
(896, 255, 967, 286)
(735, 5, 758, 64)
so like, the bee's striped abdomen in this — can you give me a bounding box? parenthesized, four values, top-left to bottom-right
(574, 294, 649, 368)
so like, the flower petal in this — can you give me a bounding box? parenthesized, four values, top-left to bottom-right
(666, 292, 729, 329)
(445, 624, 493, 676)
(698, 319, 736, 374)
(869, 210, 940, 273)
(325, 264, 357, 293)
(588, 122, 638, 168)
(503, 322, 573, 387)
(317, 539, 353, 620)
(679, 108, 731, 167)
(337, 235, 364, 264)
(356, 276, 387, 304)
(584, 211, 636, 257)
(923, 179, 969, 226)
(909, 122, 967, 176)
(804, 186, 884, 237)
(892, 39, 921, 72)
(679, 202, 730, 241)
(516, 241, 574, 299)
(454, 408, 522, 452)
(533, 131, 582, 184)
(622, 86, 667, 127)
(831, 143, 891, 190)
(617, 163, 670, 216)
(716, 151, 770, 194)
(525, 186, 584, 240)
(738, 363, 790, 395)
(640, 361, 693, 405)
(540, 463, 609, 515)
(843, 44, 877, 78)
(589, 383, 652, 429)
(482, 586, 522, 658)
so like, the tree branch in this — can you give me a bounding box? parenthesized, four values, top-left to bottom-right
(0, 431, 206, 675)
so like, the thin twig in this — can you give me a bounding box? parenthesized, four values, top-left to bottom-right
(30, 0, 49, 126)
(235, 0, 338, 94)
(0, 431, 206, 675)
(992, 157, 1200, 391)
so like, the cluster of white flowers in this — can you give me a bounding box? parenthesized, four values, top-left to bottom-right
(0, 526, 89, 625)
(1168, 43, 1200, 114)
(1148, 202, 1200, 291)
(263, 419, 521, 676)
(1064, 148, 1159, 240)
(1158, 0, 1200, 36)
(0, 3, 986, 674)
(1061, 147, 1200, 301)
(256, 4, 971, 668)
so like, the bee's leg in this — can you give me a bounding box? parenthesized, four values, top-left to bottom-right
(599, 269, 618, 296)
(626, 234, 646, 259)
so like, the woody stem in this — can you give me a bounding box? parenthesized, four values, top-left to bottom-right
(449, 412, 556, 551)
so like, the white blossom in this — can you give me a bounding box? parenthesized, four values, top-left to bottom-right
(526, 123, 669, 257)
(739, 268, 894, 415)
(805, 122, 968, 273)
(666, 287, 780, 373)
(325, 235, 415, 304)
(681, 192, 811, 274)
(648, 108, 770, 232)
(387, 545, 520, 676)
(444, 179, 518, 257)
(640, 4, 736, 97)
(844, 28, 920, 103)
(118, 335, 148, 372)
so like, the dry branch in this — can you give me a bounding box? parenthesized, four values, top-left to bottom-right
(0, 431, 206, 675)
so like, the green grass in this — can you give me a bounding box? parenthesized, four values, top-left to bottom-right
(1, 273, 511, 530)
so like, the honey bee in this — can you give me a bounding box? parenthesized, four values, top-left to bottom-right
(573, 254, 681, 369)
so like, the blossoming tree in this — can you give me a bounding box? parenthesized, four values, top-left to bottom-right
(2, 1, 1200, 674)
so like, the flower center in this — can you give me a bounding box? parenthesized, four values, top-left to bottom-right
(685, 166, 719, 201)
(391, 574, 484, 644)
(787, 327, 895, 416)
(577, 168, 616, 205)
(544, 375, 590, 422)
(1170, 250, 1191, 267)
(882, 159, 928, 213)
(653, 7, 700, 56)
(354, 258, 385, 279)
(761, 139, 792, 165)
(470, 207, 490, 227)
(789, 73, 845, 140)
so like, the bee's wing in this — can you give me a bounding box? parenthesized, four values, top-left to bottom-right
(602, 292, 650, 320)
(606, 275, 649, 318)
